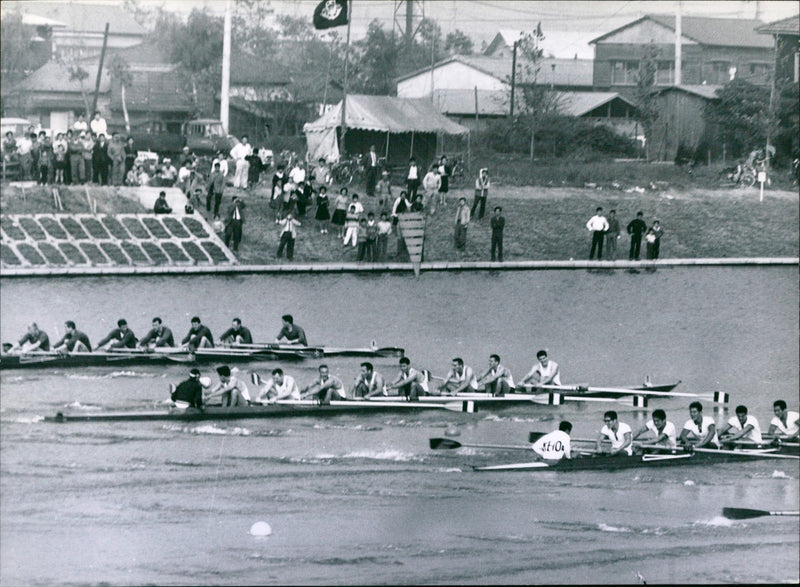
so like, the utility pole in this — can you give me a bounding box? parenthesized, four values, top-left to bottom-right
(91, 23, 109, 116)
(220, 0, 231, 133)
(674, 0, 682, 86)
(339, 0, 353, 157)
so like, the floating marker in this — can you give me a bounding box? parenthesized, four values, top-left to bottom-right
(250, 521, 272, 537)
(713, 391, 729, 404)
(633, 395, 648, 408)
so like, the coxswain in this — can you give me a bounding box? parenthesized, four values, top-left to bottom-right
(475, 354, 515, 396)
(219, 317, 253, 345)
(53, 321, 92, 353)
(256, 368, 300, 404)
(95, 319, 138, 350)
(181, 316, 214, 350)
(597, 410, 633, 455)
(204, 365, 251, 407)
(301, 364, 346, 404)
(352, 362, 386, 398)
(520, 349, 561, 389)
(138, 317, 175, 348)
(170, 368, 207, 409)
(437, 357, 478, 396)
(8, 323, 50, 353)
(532, 421, 573, 462)
(719, 405, 763, 444)
(768, 400, 799, 440)
(386, 357, 428, 400)
(679, 401, 719, 448)
(275, 314, 307, 346)
(632, 408, 677, 448)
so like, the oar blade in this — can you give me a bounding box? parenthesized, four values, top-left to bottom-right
(722, 507, 772, 520)
(429, 437, 462, 450)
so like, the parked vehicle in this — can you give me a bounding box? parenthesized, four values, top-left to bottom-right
(182, 119, 238, 156)
(125, 120, 185, 156)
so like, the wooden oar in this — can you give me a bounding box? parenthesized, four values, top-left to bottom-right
(691, 446, 799, 460)
(722, 507, 800, 520)
(429, 437, 531, 451)
(536, 384, 728, 403)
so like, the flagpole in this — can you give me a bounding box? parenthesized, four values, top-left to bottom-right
(339, 0, 352, 159)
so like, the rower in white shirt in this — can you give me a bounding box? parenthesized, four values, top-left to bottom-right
(204, 365, 251, 407)
(520, 349, 561, 388)
(719, 404, 763, 444)
(437, 357, 478, 395)
(679, 401, 719, 448)
(301, 364, 346, 404)
(532, 421, 573, 462)
(632, 409, 677, 448)
(256, 368, 300, 404)
(768, 400, 799, 440)
(597, 410, 632, 455)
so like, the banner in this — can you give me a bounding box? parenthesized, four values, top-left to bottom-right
(313, 0, 348, 30)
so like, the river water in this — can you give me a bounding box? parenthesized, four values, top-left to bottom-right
(1, 267, 798, 585)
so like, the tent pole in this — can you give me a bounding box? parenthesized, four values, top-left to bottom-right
(410, 131, 414, 158)
(384, 131, 390, 162)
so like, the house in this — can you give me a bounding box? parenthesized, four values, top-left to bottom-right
(590, 15, 774, 95)
(756, 14, 799, 84)
(648, 84, 722, 162)
(555, 91, 640, 137)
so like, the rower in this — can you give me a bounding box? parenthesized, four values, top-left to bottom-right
(475, 354, 515, 396)
(256, 368, 300, 404)
(520, 349, 561, 389)
(8, 323, 50, 353)
(181, 316, 214, 350)
(275, 314, 307, 346)
(95, 319, 138, 350)
(138, 317, 175, 348)
(532, 420, 573, 462)
(387, 357, 428, 400)
(53, 321, 92, 353)
(437, 357, 478, 396)
(352, 362, 386, 398)
(719, 405, 763, 445)
(768, 400, 799, 440)
(597, 410, 633, 455)
(301, 364, 346, 405)
(679, 401, 719, 448)
(632, 409, 677, 448)
(219, 317, 253, 345)
(204, 365, 251, 407)
(170, 368, 207, 409)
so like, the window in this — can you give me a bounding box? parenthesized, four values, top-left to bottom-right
(706, 61, 732, 85)
(746, 62, 770, 83)
(656, 60, 674, 85)
(611, 60, 639, 85)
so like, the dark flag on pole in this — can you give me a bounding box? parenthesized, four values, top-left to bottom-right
(313, 0, 348, 30)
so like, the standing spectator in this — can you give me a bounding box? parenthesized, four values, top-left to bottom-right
(342, 203, 360, 248)
(38, 135, 54, 184)
(81, 132, 94, 184)
(90, 111, 107, 137)
(246, 151, 262, 186)
(605, 209, 620, 261)
(230, 135, 252, 189)
(454, 196, 470, 250)
(63, 130, 74, 184)
(376, 170, 392, 211)
(490, 206, 505, 262)
(54, 144, 67, 184)
(124, 137, 137, 179)
(276, 213, 301, 261)
(92, 135, 110, 184)
(73, 113, 89, 134)
(212, 151, 229, 179)
(376, 211, 392, 260)
(297, 180, 312, 218)
(29, 133, 40, 181)
(272, 164, 287, 197)
(2, 131, 17, 160)
(626, 210, 647, 261)
(289, 160, 306, 185)
(646, 219, 664, 260)
(422, 164, 441, 216)
(356, 218, 369, 261)
(406, 157, 420, 200)
(206, 162, 226, 218)
(313, 158, 330, 190)
(437, 155, 451, 208)
(223, 196, 246, 252)
(314, 186, 330, 233)
(586, 206, 609, 260)
(154, 190, 172, 214)
(108, 132, 126, 186)
(365, 144, 379, 197)
(67, 131, 84, 183)
(16, 131, 32, 180)
(53, 132, 67, 160)
(178, 146, 194, 169)
(365, 212, 378, 261)
(471, 168, 490, 220)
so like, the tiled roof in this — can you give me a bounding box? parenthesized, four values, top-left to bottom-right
(9, 60, 111, 94)
(651, 84, 723, 100)
(554, 92, 637, 117)
(12, 1, 145, 36)
(230, 52, 292, 85)
(756, 14, 800, 35)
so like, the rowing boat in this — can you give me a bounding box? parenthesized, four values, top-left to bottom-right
(0, 347, 306, 369)
(45, 398, 473, 422)
(230, 343, 405, 358)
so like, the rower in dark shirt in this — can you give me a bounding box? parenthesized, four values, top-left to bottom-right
(182, 316, 214, 350)
(95, 318, 138, 350)
(138, 317, 175, 348)
(171, 368, 206, 408)
(219, 317, 253, 345)
(275, 314, 307, 346)
(9, 323, 50, 352)
(53, 321, 92, 352)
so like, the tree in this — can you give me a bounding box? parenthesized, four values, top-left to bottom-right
(444, 30, 474, 56)
(513, 23, 555, 160)
(67, 65, 92, 120)
(705, 79, 770, 159)
(108, 55, 133, 132)
(633, 42, 660, 160)
(1, 11, 50, 84)
(351, 19, 399, 95)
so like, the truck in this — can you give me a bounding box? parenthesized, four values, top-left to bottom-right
(123, 119, 238, 158)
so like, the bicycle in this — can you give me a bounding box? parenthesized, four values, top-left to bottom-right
(331, 154, 365, 186)
(449, 156, 467, 187)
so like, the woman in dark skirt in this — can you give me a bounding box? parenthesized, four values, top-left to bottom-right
(315, 186, 330, 233)
(330, 187, 349, 239)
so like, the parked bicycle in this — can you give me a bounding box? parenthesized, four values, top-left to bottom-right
(331, 154, 367, 186)
(448, 156, 467, 187)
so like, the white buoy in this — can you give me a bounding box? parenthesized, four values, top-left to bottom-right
(249, 521, 272, 536)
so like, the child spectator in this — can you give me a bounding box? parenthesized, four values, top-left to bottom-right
(356, 218, 369, 261)
(343, 203, 360, 247)
(376, 170, 392, 212)
(315, 186, 330, 233)
(54, 144, 67, 184)
(376, 212, 392, 260)
(331, 187, 349, 239)
(365, 211, 378, 262)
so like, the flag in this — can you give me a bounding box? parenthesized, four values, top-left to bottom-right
(313, 0, 348, 30)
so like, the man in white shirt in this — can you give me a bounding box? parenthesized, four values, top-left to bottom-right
(586, 206, 609, 260)
(289, 162, 306, 185)
(365, 144, 379, 197)
(475, 354, 515, 397)
(204, 365, 251, 407)
(532, 421, 573, 462)
(73, 113, 89, 133)
(212, 153, 229, 178)
(598, 410, 632, 455)
(352, 361, 386, 398)
(406, 157, 420, 200)
(521, 349, 561, 389)
(768, 400, 799, 440)
(679, 401, 719, 448)
(633, 408, 677, 448)
(276, 213, 301, 261)
(256, 368, 300, 404)
(454, 197, 470, 250)
(230, 136, 253, 189)
(719, 405, 763, 444)
(437, 357, 478, 395)
(89, 111, 107, 136)
(301, 364, 345, 404)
